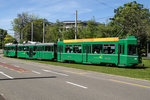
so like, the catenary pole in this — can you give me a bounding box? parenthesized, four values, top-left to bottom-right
(43, 22, 45, 43)
(31, 22, 33, 41)
(75, 10, 77, 39)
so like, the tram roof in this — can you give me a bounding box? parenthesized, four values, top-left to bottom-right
(36, 43, 56, 45)
(18, 43, 55, 46)
(5, 43, 17, 46)
(63, 37, 119, 43)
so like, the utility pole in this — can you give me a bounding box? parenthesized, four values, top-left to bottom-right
(43, 22, 45, 43)
(20, 29, 21, 40)
(31, 22, 33, 41)
(21, 29, 23, 40)
(75, 10, 77, 39)
(147, 41, 149, 57)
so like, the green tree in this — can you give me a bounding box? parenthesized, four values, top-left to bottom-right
(112, 1, 150, 39)
(4, 34, 17, 44)
(12, 12, 38, 41)
(23, 19, 49, 42)
(45, 22, 61, 43)
(0, 29, 7, 48)
(80, 20, 99, 38)
(111, 1, 150, 53)
(96, 24, 113, 38)
(62, 28, 75, 39)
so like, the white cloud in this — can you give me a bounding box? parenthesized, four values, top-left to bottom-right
(1, 0, 127, 36)
(15, 0, 92, 21)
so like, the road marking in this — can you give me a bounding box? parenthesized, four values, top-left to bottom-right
(32, 70, 41, 74)
(42, 69, 68, 76)
(14, 65, 20, 68)
(0, 62, 31, 72)
(0, 71, 13, 79)
(63, 70, 87, 75)
(66, 81, 88, 89)
(109, 79, 150, 89)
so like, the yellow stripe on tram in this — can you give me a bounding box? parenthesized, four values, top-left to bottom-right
(63, 37, 119, 43)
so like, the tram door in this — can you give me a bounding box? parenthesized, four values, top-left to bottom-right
(118, 44, 121, 65)
(36, 47, 40, 59)
(83, 44, 91, 62)
(29, 48, 33, 58)
(37, 47, 43, 59)
(6, 48, 9, 55)
(118, 44, 125, 65)
(58, 45, 63, 61)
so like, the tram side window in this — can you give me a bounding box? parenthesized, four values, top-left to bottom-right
(4, 47, 7, 50)
(23, 47, 26, 51)
(104, 44, 115, 54)
(20, 47, 23, 51)
(38, 47, 42, 51)
(7, 47, 10, 50)
(21, 47, 23, 51)
(18, 47, 20, 51)
(22, 47, 25, 51)
(119, 44, 125, 54)
(13, 47, 16, 50)
(73, 45, 82, 53)
(83, 45, 91, 53)
(11, 47, 14, 50)
(58, 45, 63, 53)
(65, 45, 73, 53)
(37, 47, 40, 51)
(24, 47, 27, 51)
(92, 44, 102, 54)
(6, 47, 8, 50)
(51, 46, 54, 51)
(34, 47, 37, 51)
(45, 46, 51, 51)
(128, 45, 137, 55)
(18, 47, 22, 51)
(42, 47, 44, 51)
(26, 47, 29, 51)
(38, 47, 44, 51)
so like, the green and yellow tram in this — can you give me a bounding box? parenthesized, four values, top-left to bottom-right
(3, 36, 140, 67)
(57, 36, 140, 67)
(17, 43, 57, 60)
(3, 43, 17, 57)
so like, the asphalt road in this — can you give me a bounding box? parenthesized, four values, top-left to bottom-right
(0, 53, 150, 100)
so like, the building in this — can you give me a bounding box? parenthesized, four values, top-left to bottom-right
(62, 20, 87, 30)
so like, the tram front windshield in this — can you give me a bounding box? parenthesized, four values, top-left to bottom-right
(127, 44, 137, 56)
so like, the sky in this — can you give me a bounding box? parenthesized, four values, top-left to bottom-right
(0, 0, 150, 36)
